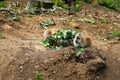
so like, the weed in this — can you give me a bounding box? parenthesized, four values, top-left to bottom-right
(76, 48, 84, 57)
(12, 17, 20, 22)
(84, 0, 92, 3)
(52, 0, 64, 7)
(52, 0, 81, 12)
(0, 0, 7, 8)
(29, 7, 41, 15)
(111, 30, 120, 40)
(0, 35, 5, 40)
(102, 36, 110, 41)
(39, 18, 55, 29)
(81, 18, 95, 24)
(2, 11, 20, 22)
(113, 22, 120, 26)
(75, 0, 81, 11)
(84, 0, 120, 12)
(35, 73, 42, 80)
(101, 19, 109, 23)
(99, 0, 120, 12)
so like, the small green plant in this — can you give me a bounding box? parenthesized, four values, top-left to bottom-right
(2, 11, 20, 22)
(12, 17, 20, 22)
(40, 18, 55, 29)
(29, 7, 41, 15)
(0, 0, 7, 8)
(99, 0, 120, 12)
(75, 0, 81, 11)
(52, 0, 81, 12)
(113, 22, 120, 26)
(76, 48, 84, 57)
(35, 73, 42, 80)
(81, 18, 95, 24)
(52, 0, 65, 7)
(101, 19, 109, 23)
(0, 35, 5, 40)
(102, 36, 110, 41)
(111, 30, 120, 40)
(84, 0, 120, 12)
(92, 0, 99, 7)
(84, 0, 92, 3)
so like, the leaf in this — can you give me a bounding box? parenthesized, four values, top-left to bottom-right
(35, 73, 42, 80)
(76, 51, 81, 57)
(111, 30, 120, 38)
(81, 18, 95, 24)
(40, 18, 55, 29)
(102, 36, 110, 41)
(76, 48, 84, 57)
(101, 19, 109, 23)
(113, 22, 120, 26)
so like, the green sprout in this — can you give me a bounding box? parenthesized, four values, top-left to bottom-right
(76, 48, 84, 57)
(101, 19, 109, 23)
(35, 73, 42, 80)
(81, 18, 95, 24)
(111, 30, 120, 40)
(40, 18, 55, 29)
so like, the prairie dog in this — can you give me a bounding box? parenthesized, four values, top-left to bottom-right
(43, 28, 60, 40)
(73, 30, 92, 48)
(43, 29, 52, 40)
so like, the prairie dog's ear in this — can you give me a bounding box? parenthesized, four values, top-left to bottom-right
(81, 30, 89, 37)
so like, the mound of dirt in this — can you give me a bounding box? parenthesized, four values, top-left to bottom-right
(41, 47, 106, 80)
(0, 46, 106, 80)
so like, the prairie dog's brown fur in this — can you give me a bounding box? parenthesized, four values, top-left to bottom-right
(43, 28, 60, 40)
(43, 29, 52, 40)
(73, 30, 92, 48)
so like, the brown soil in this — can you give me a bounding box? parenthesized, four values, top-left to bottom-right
(0, 1, 120, 80)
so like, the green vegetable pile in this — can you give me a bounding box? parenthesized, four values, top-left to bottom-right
(41, 29, 84, 57)
(41, 29, 77, 49)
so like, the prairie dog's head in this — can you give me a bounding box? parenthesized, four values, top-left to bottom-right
(75, 32, 82, 40)
(43, 30, 52, 39)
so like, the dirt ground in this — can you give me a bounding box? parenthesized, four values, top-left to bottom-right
(0, 0, 120, 80)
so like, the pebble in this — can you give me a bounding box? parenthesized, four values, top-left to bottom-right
(69, 22, 79, 28)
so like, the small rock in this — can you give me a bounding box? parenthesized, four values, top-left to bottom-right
(91, 25, 98, 28)
(35, 65, 40, 71)
(69, 22, 79, 28)
(44, 60, 49, 64)
(109, 27, 113, 29)
(116, 14, 120, 19)
(118, 58, 120, 61)
(1, 24, 13, 30)
(20, 66, 23, 69)
(28, 78, 32, 80)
